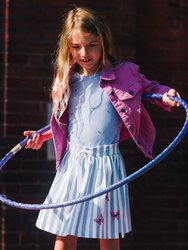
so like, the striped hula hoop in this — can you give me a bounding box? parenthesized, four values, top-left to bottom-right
(0, 94, 188, 210)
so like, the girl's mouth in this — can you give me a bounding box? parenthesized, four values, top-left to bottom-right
(81, 58, 92, 63)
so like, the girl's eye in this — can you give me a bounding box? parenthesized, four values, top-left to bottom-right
(72, 45, 80, 49)
(89, 44, 97, 47)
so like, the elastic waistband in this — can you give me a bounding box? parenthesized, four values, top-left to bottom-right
(66, 142, 120, 157)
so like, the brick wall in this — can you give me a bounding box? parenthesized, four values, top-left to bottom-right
(0, 0, 188, 249)
(133, 1, 188, 249)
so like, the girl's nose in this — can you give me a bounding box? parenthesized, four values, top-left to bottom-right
(80, 47, 88, 57)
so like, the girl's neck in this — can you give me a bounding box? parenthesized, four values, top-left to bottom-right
(79, 63, 102, 76)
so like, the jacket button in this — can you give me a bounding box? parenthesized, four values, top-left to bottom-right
(120, 108, 126, 113)
(129, 90, 134, 95)
(111, 91, 115, 96)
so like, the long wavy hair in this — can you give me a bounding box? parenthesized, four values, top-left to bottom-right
(52, 6, 114, 122)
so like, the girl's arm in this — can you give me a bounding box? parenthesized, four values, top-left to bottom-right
(132, 64, 180, 109)
(23, 129, 52, 150)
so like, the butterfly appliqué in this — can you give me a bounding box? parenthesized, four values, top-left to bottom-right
(94, 213, 104, 225)
(110, 211, 120, 220)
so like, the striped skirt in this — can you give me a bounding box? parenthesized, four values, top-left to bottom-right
(36, 142, 132, 239)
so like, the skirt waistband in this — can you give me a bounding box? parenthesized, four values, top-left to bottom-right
(66, 141, 120, 157)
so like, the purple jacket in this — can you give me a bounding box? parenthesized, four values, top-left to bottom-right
(51, 62, 171, 169)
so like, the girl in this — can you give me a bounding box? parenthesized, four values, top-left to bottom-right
(24, 6, 180, 250)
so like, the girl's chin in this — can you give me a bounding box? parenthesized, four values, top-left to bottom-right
(81, 63, 99, 70)
(80, 61, 93, 67)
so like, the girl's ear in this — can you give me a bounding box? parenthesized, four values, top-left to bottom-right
(70, 57, 75, 66)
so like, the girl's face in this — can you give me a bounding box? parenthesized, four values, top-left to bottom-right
(69, 30, 102, 76)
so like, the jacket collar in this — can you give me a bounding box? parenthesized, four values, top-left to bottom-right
(101, 64, 116, 81)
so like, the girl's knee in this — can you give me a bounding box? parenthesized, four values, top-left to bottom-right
(54, 235, 78, 250)
(99, 238, 120, 250)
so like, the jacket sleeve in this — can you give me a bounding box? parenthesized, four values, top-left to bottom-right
(132, 63, 172, 111)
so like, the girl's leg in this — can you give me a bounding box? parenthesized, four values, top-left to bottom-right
(99, 239, 120, 250)
(54, 235, 78, 250)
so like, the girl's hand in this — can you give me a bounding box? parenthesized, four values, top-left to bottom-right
(23, 131, 44, 150)
(162, 89, 181, 107)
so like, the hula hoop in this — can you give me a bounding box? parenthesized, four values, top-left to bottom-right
(0, 94, 188, 210)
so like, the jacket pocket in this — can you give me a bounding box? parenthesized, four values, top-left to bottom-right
(115, 82, 141, 100)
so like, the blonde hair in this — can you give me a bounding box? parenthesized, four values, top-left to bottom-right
(52, 6, 114, 122)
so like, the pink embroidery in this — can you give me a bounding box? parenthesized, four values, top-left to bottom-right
(110, 211, 120, 220)
(94, 213, 104, 225)
(105, 194, 109, 201)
